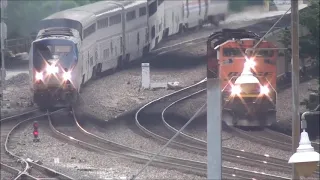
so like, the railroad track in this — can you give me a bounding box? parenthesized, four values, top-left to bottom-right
(133, 57, 318, 178)
(0, 109, 74, 180)
(159, 76, 319, 173)
(135, 79, 293, 179)
(228, 127, 320, 153)
(46, 107, 289, 179)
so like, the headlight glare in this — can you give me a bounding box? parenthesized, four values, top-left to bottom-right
(63, 71, 71, 80)
(46, 65, 59, 74)
(231, 85, 241, 95)
(35, 72, 43, 81)
(260, 85, 270, 94)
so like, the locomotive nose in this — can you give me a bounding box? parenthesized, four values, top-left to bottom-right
(45, 75, 63, 87)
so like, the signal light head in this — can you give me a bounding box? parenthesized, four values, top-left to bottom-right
(33, 131, 39, 136)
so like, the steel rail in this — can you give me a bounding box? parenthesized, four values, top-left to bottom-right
(0, 161, 21, 177)
(48, 110, 209, 177)
(134, 79, 291, 179)
(161, 89, 295, 173)
(264, 128, 319, 153)
(48, 108, 289, 179)
(4, 109, 73, 180)
(74, 108, 207, 166)
(0, 108, 39, 122)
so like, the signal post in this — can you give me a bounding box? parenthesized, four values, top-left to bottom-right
(33, 121, 40, 142)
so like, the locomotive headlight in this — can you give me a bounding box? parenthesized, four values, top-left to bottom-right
(231, 85, 241, 95)
(46, 65, 59, 74)
(260, 85, 270, 94)
(63, 71, 71, 80)
(245, 57, 256, 69)
(35, 72, 43, 81)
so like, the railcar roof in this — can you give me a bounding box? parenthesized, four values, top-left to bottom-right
(42, 1, 141, 25)
(43, 10, 95, 24)
(71, 1, 134, 15)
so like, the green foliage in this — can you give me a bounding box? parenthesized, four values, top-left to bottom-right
(6, 0, 102, 39)
(299, 0, 319, 60)
(228, 0, 265, 12)
(279, 0, 320, 63)
(278, 28, 291, 65)
(279, 28, 291, 48)
(228, 0, 248, 12)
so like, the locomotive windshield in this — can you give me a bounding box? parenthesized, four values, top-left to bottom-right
(33, 39, 78, 71)
(222, 48, 274, 57)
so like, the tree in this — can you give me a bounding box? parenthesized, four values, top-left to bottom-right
(228, 0, 265, 12)
(6, 0, 101, 39)
(299, 0, 319, 62)
(228, 0, 248, 12)
(279, 0, 320, 66)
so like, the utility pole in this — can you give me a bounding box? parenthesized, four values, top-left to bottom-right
(291, 0, 300, 179)
(207, 77, 222, 179)
(207, 52, 222, 179)
(1, 0, 7, 98)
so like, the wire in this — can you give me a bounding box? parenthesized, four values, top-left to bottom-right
(130, 102, 207, 180)
(252, 7, 292, 50)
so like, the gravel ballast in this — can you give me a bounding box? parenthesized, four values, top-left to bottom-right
(168, 79, 319, 161)
(1, 73, 34, 117)
(78, 44, 207, 121)
(2, 8, 315, 179)
(0, 170, 15, 180)
(164, 116, 294, 161)
(80, 118, 291, 178)
(9, 120, 204, 179)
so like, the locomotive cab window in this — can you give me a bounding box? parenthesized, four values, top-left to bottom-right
(256, 50, 274, 57)
(222, 48, 243, 57)
(32, 39, 77, 70)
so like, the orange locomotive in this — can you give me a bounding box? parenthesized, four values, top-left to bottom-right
(207, 29, 278, 126)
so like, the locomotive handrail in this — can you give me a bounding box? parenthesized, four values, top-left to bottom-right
(207, 29, 261, 49)
(207, 29, 261, 42)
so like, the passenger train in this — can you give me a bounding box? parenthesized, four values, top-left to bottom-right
(29, 0, 229, 109)
(207, 29, 278, 127)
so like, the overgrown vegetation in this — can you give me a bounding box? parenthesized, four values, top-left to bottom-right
(228, 0, 265, 12)
(6, 0, 103, 39)
(6, 0, 268, 39)
(279, 0, 319, 66)
(279, 0, 320, 110)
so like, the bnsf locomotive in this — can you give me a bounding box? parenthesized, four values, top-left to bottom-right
(207, 29, 278, 126)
